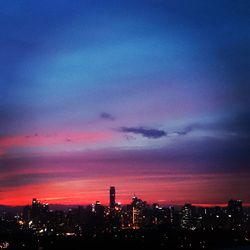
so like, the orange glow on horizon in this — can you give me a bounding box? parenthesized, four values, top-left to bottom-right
(1, 171, 250, 207)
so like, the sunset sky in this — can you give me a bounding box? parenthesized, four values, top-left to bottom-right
(0, 0, 250, 206)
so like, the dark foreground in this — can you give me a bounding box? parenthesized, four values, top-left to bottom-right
(1, 229, 250, 250)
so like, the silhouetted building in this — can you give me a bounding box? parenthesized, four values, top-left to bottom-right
(22, 205, 31, 222)
(110, 186, 116, 209)
(227, 199, 243, 228)
(228, 199, 242, 214)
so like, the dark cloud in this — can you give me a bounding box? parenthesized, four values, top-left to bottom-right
(120, 126, 167, 139)
(100, 112, 115, 121)
(173, 111, 250, 137)
(173, 126, 195, 136)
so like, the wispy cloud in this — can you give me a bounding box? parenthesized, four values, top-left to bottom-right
(172, 110, 250, 137)
(0, 131, 114, 155)
(100, 112, 115, 121)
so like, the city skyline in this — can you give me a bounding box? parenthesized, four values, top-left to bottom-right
(1, 0, 250, 206)
(1, 186, 250, 208)
(1, 186, 249, 250)
(11, 191, 248, 209)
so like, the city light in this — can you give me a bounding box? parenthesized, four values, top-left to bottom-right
(1, 187, 250, 249)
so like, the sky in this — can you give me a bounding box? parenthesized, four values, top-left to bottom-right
(0, 0, 250, 206)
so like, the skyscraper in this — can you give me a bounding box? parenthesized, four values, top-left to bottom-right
(180, 203, 194, 229)
(109, 186, 115, 208)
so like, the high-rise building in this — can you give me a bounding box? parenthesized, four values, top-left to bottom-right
(132, 206, 140, 228)
(110, 186, 116, 208)
(181, 203, 194, 229)
(227, 199, 243, 228)
(227, 199, 242, 214)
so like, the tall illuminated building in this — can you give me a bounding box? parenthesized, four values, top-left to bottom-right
(132, 207, 140, 228)
(109, 186, 116, 208)
(181, 203, 194, 229)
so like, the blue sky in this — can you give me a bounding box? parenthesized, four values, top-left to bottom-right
(0, 0, 250, 205)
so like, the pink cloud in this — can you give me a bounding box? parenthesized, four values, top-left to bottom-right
(0, 131, 115, 155)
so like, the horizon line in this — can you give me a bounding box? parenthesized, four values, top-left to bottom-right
(1, 202, 250, 208)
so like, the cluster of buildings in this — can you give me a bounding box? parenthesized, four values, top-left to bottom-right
(1, 187, 247, 237)
(180, 200, 245, 230)
(1, 187, 250, 249)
